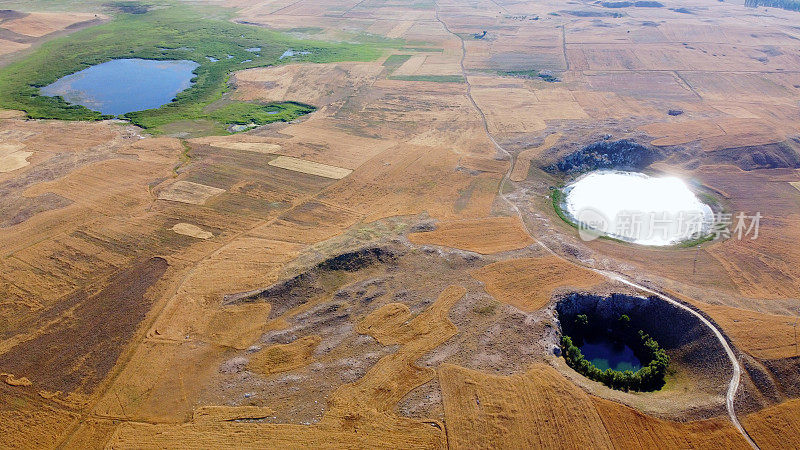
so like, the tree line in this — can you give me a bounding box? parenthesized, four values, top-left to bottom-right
(560, 314, 670, 391)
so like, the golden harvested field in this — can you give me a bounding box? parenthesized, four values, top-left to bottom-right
(743, 399, 800, 449)
(692, 302, 799, 360)
(106, 285, 465, 448)
(471, 256, 605, 311)
(1, 12, 103, 37)
(172, 222, 213, 239)
(592, 397, 749, 449)
(510, 132, 561, 182)
(247, 335, 321, 376)
(408, 216, 534, 254)
(441, 364, 748, 449)
(231, 62, 384, 106)
(268, 155, 352, 179)
(2, 0, 800, 447)
(0, 148, 31, 172)
(640, 118, 789, 151)
(157, 180, 226, 205)
(0, 39, 29, 56)
(441, 363, 615, 449)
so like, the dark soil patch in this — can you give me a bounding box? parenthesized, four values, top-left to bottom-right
(759, 356, 800, 399)
(0, 193, 73, 228)
(0, 27, 35, 44)
(103, 2, 150, 14)
(546, 139, 662, 174)
(224, 246, 399, 319)
(0, 9, 27, 23)
(0, 257, 168, 394)
(706, 140, 800, 170)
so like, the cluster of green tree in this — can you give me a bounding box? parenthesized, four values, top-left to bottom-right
(560, 314, 669, 391)
(745, 0, 800, 11)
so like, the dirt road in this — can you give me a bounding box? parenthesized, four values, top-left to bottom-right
(433, 3, 758, 448)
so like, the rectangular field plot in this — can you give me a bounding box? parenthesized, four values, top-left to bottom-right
(158, 181, 225, 205)
(268, 156, 352, 179)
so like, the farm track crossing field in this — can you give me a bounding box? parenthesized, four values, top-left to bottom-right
(440, 364, 749, 449)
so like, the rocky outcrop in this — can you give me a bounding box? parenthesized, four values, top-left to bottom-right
(546, 139, 662, 174)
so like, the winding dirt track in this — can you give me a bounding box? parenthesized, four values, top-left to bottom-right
(432, 4, 758, 448)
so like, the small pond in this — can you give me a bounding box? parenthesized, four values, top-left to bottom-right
(280, 49, 311, 59)
(580, 337, 642, 372)
(40, 58, 199, 116)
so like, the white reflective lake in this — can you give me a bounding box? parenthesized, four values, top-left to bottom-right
(563, 170, 713, 246)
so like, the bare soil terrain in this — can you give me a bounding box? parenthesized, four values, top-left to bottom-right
(1, 0, 800, 448)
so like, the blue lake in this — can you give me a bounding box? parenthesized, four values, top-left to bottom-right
(580, 338, 642, 372)
(40, 58, 199, 116)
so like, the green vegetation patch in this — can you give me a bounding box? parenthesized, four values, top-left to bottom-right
(207, 101, 315, 126)
(676, 231, 715, 248)
(560, 313, 670, 391)
(382, 54, 412, 71)
(550, 188, 578, 230)
(472, 302, 498, 316)
(388, 74, 464, 83)
(0, 2, 385, 133)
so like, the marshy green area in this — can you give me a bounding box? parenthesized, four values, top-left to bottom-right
(0, 1, 386, 133)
